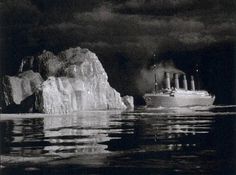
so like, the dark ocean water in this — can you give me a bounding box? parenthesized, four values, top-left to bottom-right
(0, 106, 236, 175)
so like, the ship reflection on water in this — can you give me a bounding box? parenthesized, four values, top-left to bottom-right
(0, 106, 236, 174)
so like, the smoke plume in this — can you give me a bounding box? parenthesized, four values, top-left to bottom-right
(136, 60, 184, 94)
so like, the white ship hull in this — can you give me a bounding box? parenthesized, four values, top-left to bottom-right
(144, 90, 215, 108)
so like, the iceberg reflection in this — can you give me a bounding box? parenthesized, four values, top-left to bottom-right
(43, 112, 124, 154)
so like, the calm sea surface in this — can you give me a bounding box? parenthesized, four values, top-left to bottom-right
(0, 106, 236, 175)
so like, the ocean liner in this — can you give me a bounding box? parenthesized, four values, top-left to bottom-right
(144, 72, 215, 108)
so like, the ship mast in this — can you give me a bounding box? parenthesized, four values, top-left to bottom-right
(153, 53, 158, 93)
(195, 63, 201, 90)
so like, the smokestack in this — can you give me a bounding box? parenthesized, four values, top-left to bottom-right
(174, 73, 179, 89)
(190, 75, 195, 90)
(165, 72, 171, 89)
(183, 74, 188, 90)
(154, 74, 158, 93)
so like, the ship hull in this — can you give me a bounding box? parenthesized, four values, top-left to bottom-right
(144, 94, 215, 108)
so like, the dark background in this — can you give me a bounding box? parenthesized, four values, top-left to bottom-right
(0, 0, 235, 105)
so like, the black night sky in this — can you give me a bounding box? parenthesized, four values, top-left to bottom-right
(0, 0, 235, 105)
